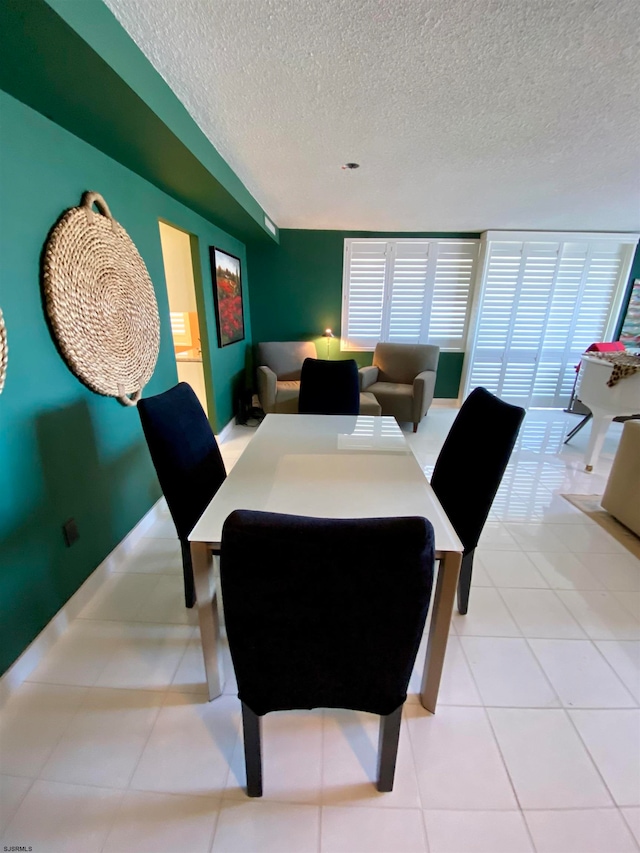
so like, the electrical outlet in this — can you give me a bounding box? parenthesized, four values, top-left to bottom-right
(62, 518, 79, 547)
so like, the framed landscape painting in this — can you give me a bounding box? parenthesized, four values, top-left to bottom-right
(210, 247, 245, 347)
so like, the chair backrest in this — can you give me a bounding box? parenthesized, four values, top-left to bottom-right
(220, 510, 435, 717)
(430, 387, 524, 554)
(373, 343, 440, 385)
(257, 341, 317, 380)
(298, 357, 360, 415)
(137, 382, 226, 541)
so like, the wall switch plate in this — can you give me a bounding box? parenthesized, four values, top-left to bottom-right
(62, 518, 79, 547)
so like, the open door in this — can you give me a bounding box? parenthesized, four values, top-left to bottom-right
(158, 221, 210, 417)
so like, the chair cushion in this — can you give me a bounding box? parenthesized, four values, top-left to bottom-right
(359, 392, 382, 416)
(367, 381, 412, 400)
(258, 342, 317, 380)
(373, 343, 439, 385)
(275, 380, 301, 413)
(367, 382, 413, 421)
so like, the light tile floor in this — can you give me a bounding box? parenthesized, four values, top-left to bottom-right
(1, 407, 639, 852)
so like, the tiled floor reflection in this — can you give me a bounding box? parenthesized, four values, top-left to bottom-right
(1, 407, 638, 852)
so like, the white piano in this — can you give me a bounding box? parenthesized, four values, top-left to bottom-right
(576, 354, 640, 470)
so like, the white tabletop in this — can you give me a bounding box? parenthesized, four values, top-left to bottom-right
(189, 414, 463, 555)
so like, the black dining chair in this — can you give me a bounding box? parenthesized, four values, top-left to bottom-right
(138, 382, 226, 609)
(430, 387, 525, 615)
(298, 357, 360, 415)
(220, 509, 435, 797)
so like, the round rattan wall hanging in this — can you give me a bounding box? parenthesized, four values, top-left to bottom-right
(0, 308, 7, 395)
(42, 191, 160, 405)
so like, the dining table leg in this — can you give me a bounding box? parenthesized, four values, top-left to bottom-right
(419, 550, 462, 713)
(191, 541, 225, 700)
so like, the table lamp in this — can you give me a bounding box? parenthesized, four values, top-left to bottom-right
(322, 328, 334, 358)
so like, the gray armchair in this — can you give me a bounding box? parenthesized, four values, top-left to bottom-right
(359, 343, 440, 431)
(256, 341, 317, 413)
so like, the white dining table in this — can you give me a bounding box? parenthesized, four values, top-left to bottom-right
(189, 413, 463, 714)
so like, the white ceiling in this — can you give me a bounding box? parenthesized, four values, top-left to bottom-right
(105, 0, 639, 233)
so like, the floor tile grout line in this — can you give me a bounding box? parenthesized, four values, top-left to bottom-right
(418, 805, 433, 853)
(458, 629, 564, 710)
(518, 804, 539, 852)
(0, 775, 36, 842)
(12, 683, 92, 782)
(564, 706, 639, 811)
(618, 806, 640, 852)
(526, 635, 638, 711)
(96, 787, 127, 853)
(494, 583, 589, 642)
(479, 699, 526, 814)
(436, 630, 550, 843)
(592, 640, 640, 707)
(118, 685, 171, 798)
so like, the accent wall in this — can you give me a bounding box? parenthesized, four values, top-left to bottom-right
(248, 229, 480, 398)
(0, 90, 251, 675)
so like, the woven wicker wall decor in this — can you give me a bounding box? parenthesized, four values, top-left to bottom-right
(0, 308, 7, 395)
(42, 191, 160, 406)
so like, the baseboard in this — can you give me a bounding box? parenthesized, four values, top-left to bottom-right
(0, 419, 240, 708)
(216, 415, 236, 443)
(432, 398, 461, 408)
(0, 497, 166, 709)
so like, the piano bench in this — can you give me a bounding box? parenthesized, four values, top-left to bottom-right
(601, 419, 640, 538)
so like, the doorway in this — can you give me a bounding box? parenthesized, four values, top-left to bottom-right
(158, 221, 209, 416)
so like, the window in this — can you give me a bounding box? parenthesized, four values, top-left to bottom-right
(340, 239, 479, 351)
(464, 231, 639, 407)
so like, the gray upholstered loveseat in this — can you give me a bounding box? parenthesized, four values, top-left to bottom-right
(256, 341, 382, 415)
(256, 341, 317, 414)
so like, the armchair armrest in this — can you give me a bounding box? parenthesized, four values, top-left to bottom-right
(257, 365, 277, 413)
(412, 370, 437, 421)
(359, 365, 379, 391)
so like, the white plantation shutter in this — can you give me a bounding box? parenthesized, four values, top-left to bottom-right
(342, 241, 388, 349)
(466, 232, 638, 407)
(341, 239, 479, 350)
(429, 242, 479, 348)
(387, 243, 430, 343)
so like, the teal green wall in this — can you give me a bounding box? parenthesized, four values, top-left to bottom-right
(248, 230, 478, 398)
(0, 90, 251, 675)
(0, 0, 277, 245)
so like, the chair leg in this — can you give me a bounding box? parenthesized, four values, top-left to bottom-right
(376, 705, 403, 792)
(241, 703, 263, 797)
(413, 422, 418, 433)
(456, 550, 474, 615)
(180, 539, 196, 609)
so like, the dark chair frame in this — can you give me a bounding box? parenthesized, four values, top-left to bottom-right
(241, 702, 403, 797)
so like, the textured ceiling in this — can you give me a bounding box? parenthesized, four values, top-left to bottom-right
(104, 0, 639, 232)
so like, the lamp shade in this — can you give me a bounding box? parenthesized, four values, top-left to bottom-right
(322, 328, 335, 338)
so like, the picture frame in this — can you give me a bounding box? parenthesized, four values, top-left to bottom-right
(210, 246, 245, 348)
